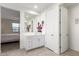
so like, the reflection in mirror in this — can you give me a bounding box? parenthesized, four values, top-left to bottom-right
(24, 12, 36, 32)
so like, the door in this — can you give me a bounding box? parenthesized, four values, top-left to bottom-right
(45, 7, 59, 54)
(60, 6, 68, 53)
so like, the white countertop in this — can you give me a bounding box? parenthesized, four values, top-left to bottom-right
(23, 32, 45, 36)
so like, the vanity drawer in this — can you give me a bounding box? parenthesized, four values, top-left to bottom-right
(25, 35, 45, 50)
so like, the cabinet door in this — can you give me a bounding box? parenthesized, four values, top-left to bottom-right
(25, 35, 45, 50)
(32, 36, 39, 48)
(25, 37, 32, 50)
(32, 35, 45, 48)
(38, 35, 45, 46)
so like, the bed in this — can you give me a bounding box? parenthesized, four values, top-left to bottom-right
(1, 33, 20, 43)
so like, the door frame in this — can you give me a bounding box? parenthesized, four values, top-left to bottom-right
(59, 5, 62, 54)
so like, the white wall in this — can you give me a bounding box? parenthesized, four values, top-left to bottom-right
(68, 4, 79, 52)
(20, 11, 26, 49)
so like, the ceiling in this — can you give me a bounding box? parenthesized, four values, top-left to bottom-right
(0, 3, 53, 20)
(24, 12, 37, 20)
(0, 3, 53, 14)
(0, 3, 78, 20)
(62, 3, 78, 8)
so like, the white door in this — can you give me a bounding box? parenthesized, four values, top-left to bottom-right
(60, 6, 68, 53)
(45, 7, 59, 54)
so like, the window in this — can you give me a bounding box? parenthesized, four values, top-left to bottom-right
(12, 23, 20, 32)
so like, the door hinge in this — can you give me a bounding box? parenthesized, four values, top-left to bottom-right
(59, 21, 61, 24)
(59, 46, 61, 48)
(59, 34, 61, 36)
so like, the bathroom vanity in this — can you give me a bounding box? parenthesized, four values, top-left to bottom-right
(22, 32, 45, 50)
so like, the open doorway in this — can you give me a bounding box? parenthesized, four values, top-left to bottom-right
(1, 7, 20, 53)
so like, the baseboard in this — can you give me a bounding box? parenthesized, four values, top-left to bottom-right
(70, 48, 79, 53)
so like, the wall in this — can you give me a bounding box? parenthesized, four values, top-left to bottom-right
(1, 7, 20, 34)
(1, 19, 19, 34)
(68, 4, 79, 52)
(1, 7, 20, 20)
(20, 11, 26, 49)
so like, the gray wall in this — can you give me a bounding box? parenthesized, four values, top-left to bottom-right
(1, 7, 20, 34)
(1, 19, 19, 34)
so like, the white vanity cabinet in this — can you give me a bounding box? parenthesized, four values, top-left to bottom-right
(24, 35, 45, 50)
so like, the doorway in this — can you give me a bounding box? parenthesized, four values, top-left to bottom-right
(1, 7, 20, 53)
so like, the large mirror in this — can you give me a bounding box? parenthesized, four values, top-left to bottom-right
(24, 12, 36, 32)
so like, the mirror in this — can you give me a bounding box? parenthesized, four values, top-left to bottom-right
(24, 12, 36, 32)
